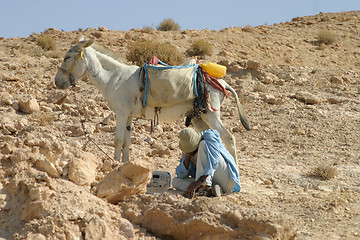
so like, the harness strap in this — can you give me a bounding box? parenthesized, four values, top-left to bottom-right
(59, 50, 84, 87)
(68, 49, 84, 73)
(201, 68, 229, 98)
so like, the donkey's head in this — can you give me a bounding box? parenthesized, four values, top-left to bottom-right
(55, 38, 95, 89)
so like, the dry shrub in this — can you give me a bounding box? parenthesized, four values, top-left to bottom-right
(157, 18, 180, 31)
(317, 29, 336, 45)
(126, 38, 185, 66)
(45, 50, 62, 59)
(186, 39, 213, 57)
(142, 25, 154, 34)
(309, 163, 337, 180)
(36, 35, 56, 50)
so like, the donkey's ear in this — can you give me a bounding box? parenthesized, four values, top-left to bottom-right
(78, 38, 95, 49)
(84, 38, 95, 48)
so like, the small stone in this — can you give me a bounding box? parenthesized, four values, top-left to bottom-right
(329, 76, 343, 84)
(9, 148, 30, 162)
(247, 60, 261, 71)
(99, 125, 115, 133)
(1, 144, 14, 154)
(21, 201, 49, 222)
(1, 128, 11, 135)
(67, 125, 85, 137)
(11, 102, 20, 111)
(101, 115, 112, 125)
(327, 97, 347, 104)
(102, 160, 112, 172)
(294, 92, 321, 105)
(98, 26, 109, 31)
(253, 82, 267, 93)
(47, 91, 68, 104)
(29, 187, 50, 201)
(261, 94, 284, 105)
(85, 216, 108, 239)
(35, 159, 60, 178)
(19, 98, 40, 114)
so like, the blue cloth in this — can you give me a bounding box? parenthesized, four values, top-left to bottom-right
(175, 129, 241, 192)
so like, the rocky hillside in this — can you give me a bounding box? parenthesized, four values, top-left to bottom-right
(1, 11, 359, 239)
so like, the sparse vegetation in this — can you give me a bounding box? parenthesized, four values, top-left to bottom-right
(157, 18, 180, 31)
(45, 50, 62, 59)
(309, 163, 337, 180)
(142, 25, 154, 34)
(186, 39, 213, 57)
(317, 29, 336, 45)
(126, 38, 185, 66)
(36, 34, 56, 50)
(36, 112, 56, 126)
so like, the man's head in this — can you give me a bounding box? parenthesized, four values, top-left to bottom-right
(178, 128, 201, 153)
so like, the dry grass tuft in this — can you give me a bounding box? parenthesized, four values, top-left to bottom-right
(126, 38, 185, 66)
(317, 29, 336, 45)
(36, 35, 56, 50)
(45, 50, 63, 59)
(36, 112, 56, 126)
(309, 163, 337, 180)
(186, 39, 213, 57)
(157, 18, 180, 31)
(142, 25, 154, 34)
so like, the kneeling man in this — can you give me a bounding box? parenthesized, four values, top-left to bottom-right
(173, 128, 241, 198)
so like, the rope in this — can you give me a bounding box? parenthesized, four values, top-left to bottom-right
(81, 120, 114, 161)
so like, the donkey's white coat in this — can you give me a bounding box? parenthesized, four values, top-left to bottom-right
(55, 39, 250, 163)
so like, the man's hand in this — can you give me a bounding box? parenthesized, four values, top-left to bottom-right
(185, 179, 203, 197)
(183, 152, 194, 169)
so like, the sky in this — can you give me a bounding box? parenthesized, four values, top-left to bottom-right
(1, 0, 359, 38)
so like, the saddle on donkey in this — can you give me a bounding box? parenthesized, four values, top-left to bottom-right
(142, 56, 228, 118)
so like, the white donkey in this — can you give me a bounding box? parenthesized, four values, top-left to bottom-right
(55, 38, 250, 163)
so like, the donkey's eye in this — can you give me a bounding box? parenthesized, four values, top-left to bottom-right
(64, 56, 71, 61)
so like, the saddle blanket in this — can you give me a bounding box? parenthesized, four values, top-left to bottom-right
(143, 58, 199, 107)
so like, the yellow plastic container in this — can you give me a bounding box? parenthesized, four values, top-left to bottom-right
(199, 62, 227, 78)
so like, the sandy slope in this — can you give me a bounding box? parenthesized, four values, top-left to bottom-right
(0, 11, 359, 239)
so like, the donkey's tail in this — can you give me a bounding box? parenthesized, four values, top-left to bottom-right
(223, 81, 251, 131)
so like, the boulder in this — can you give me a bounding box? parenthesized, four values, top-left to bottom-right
(122, 194, 297, 240)
(97, 160, 154, 204)
(68, 151, 98, 186)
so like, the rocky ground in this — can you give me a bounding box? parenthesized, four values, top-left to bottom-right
(1, 11, 360, 239)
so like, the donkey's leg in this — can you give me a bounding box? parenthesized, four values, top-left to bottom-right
(114, 113, 128, 162)
(191, 117, 210, 132)
(121, 117, 133, 163)
(200, 111, 237, 163)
